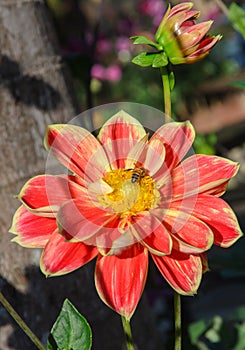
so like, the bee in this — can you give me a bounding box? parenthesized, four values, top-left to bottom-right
(131, 166, 146, 184)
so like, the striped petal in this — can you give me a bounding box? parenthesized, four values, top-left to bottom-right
(178, 194, 243, 248)
(40, 229, 98, 276)
(162, 209, 214, 252)
(18, 175, 85, 216)
(145, 138, 166, 176)
(125, 137, 166, 177)
(57, 199, 120, 243)
(45, 124, 109, 181)
(151, 121, 195, 175)
(171, 155, 239, 199)
(98, 110, 146, 169)
(125, 134, 149, 169)
(9, 205, 56, 248)
(151, 250, 202, 295)
(132, 214, 172, 255)
(95, 244, 148, 320)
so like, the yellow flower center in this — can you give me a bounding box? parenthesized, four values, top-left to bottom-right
(99, 168, 158, 217)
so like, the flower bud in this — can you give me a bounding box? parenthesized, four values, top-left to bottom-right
(155, 2, 222, 64)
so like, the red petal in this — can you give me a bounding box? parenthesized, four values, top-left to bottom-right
(40, 229, 97, 276)
(151, 121, 195, 181)
(180, 194, 243, 247)
(169, 2, 194, 18)
(171, 155, 239, 199)
(132, 214, 172, 255)
(192, 35, 222, 57)
(19, 175, 85, 216)
(125, 137, 166, 175)
(45, 124, 109, 181)
(162, 209, 214, 252)
(9, 205, 56, 247)
(145, 138, 166, 176)
(123, 136, 166, 179)
(151, 250, 202, 295)
(98, 110, 146, 169)
(95, 244, 148, 320)
(57, 199, 120, 244)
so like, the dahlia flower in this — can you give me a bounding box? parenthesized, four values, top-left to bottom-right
(155, 2, 222, 64)
(10, 110, 242, 320)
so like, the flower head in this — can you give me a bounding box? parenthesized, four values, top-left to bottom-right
(10, 111, 242, 320)
(155, 2, 222, 64)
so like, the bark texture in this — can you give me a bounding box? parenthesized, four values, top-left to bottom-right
(0, 1, 162, 349)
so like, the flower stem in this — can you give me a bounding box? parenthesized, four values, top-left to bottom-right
(0, 292, 46, 350)
(121, 315, 135, 350)
(160, 66, 172, 123)
(174, 292, 182, 350)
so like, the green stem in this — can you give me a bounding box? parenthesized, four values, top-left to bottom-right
(0, 292, 46, 350)
(121, 315, 135, 350)
(174, 292, 182, 350)
(160, 66, 172, 122)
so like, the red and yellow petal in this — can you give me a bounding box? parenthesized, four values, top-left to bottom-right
(180, 194, 243, 248)
(171, 154, 239, 199)
(164, 210, 214, 252)
(132, 214, 172, 255)
(40, 229, 98, 276)
(96, 226, 137, 256)
(125, 134, 149, 169)
(151, 250, 202, 295)
(57, 199, 120, 242)
(98, 110, 146, 169)
(95, 244, 148, 320)
(9, 205, 56, 248)
(18, 174, 86, 216)
(151, 121, 195, 178)
(192, 35, 222, 58)
(153, 208, 214, 252)
(45, 124, 109, 181)
(125, 137, 166, 177)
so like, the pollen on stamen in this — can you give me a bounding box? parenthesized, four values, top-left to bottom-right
(98, 168, 158, 215)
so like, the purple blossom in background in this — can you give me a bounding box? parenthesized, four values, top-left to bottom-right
(91, 64, 122, 82)
(115, 36, 131, 52)
(91, 64, 105, 80)
(139, 0, 167, 26)
(106, 65, 122, 82)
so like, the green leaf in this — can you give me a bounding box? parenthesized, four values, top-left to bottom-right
(132, 52, 158, 67)
(228, 3, 245, 38)
(130, 35, 159, 49)
(231, 80, 245, 90)
(47, 299, 92, 350)
(233, 322, 245, 350)
(189, 320, 208, 344)
(152, 52, 168, 68)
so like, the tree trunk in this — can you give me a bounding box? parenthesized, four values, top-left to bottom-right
(0, 1, 162, 349)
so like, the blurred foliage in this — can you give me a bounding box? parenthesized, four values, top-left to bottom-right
(189, 315, 245, 350)
(194, 134, 217, 155)
(231, 80, 245, 89)
(228, 3, 245, 39)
